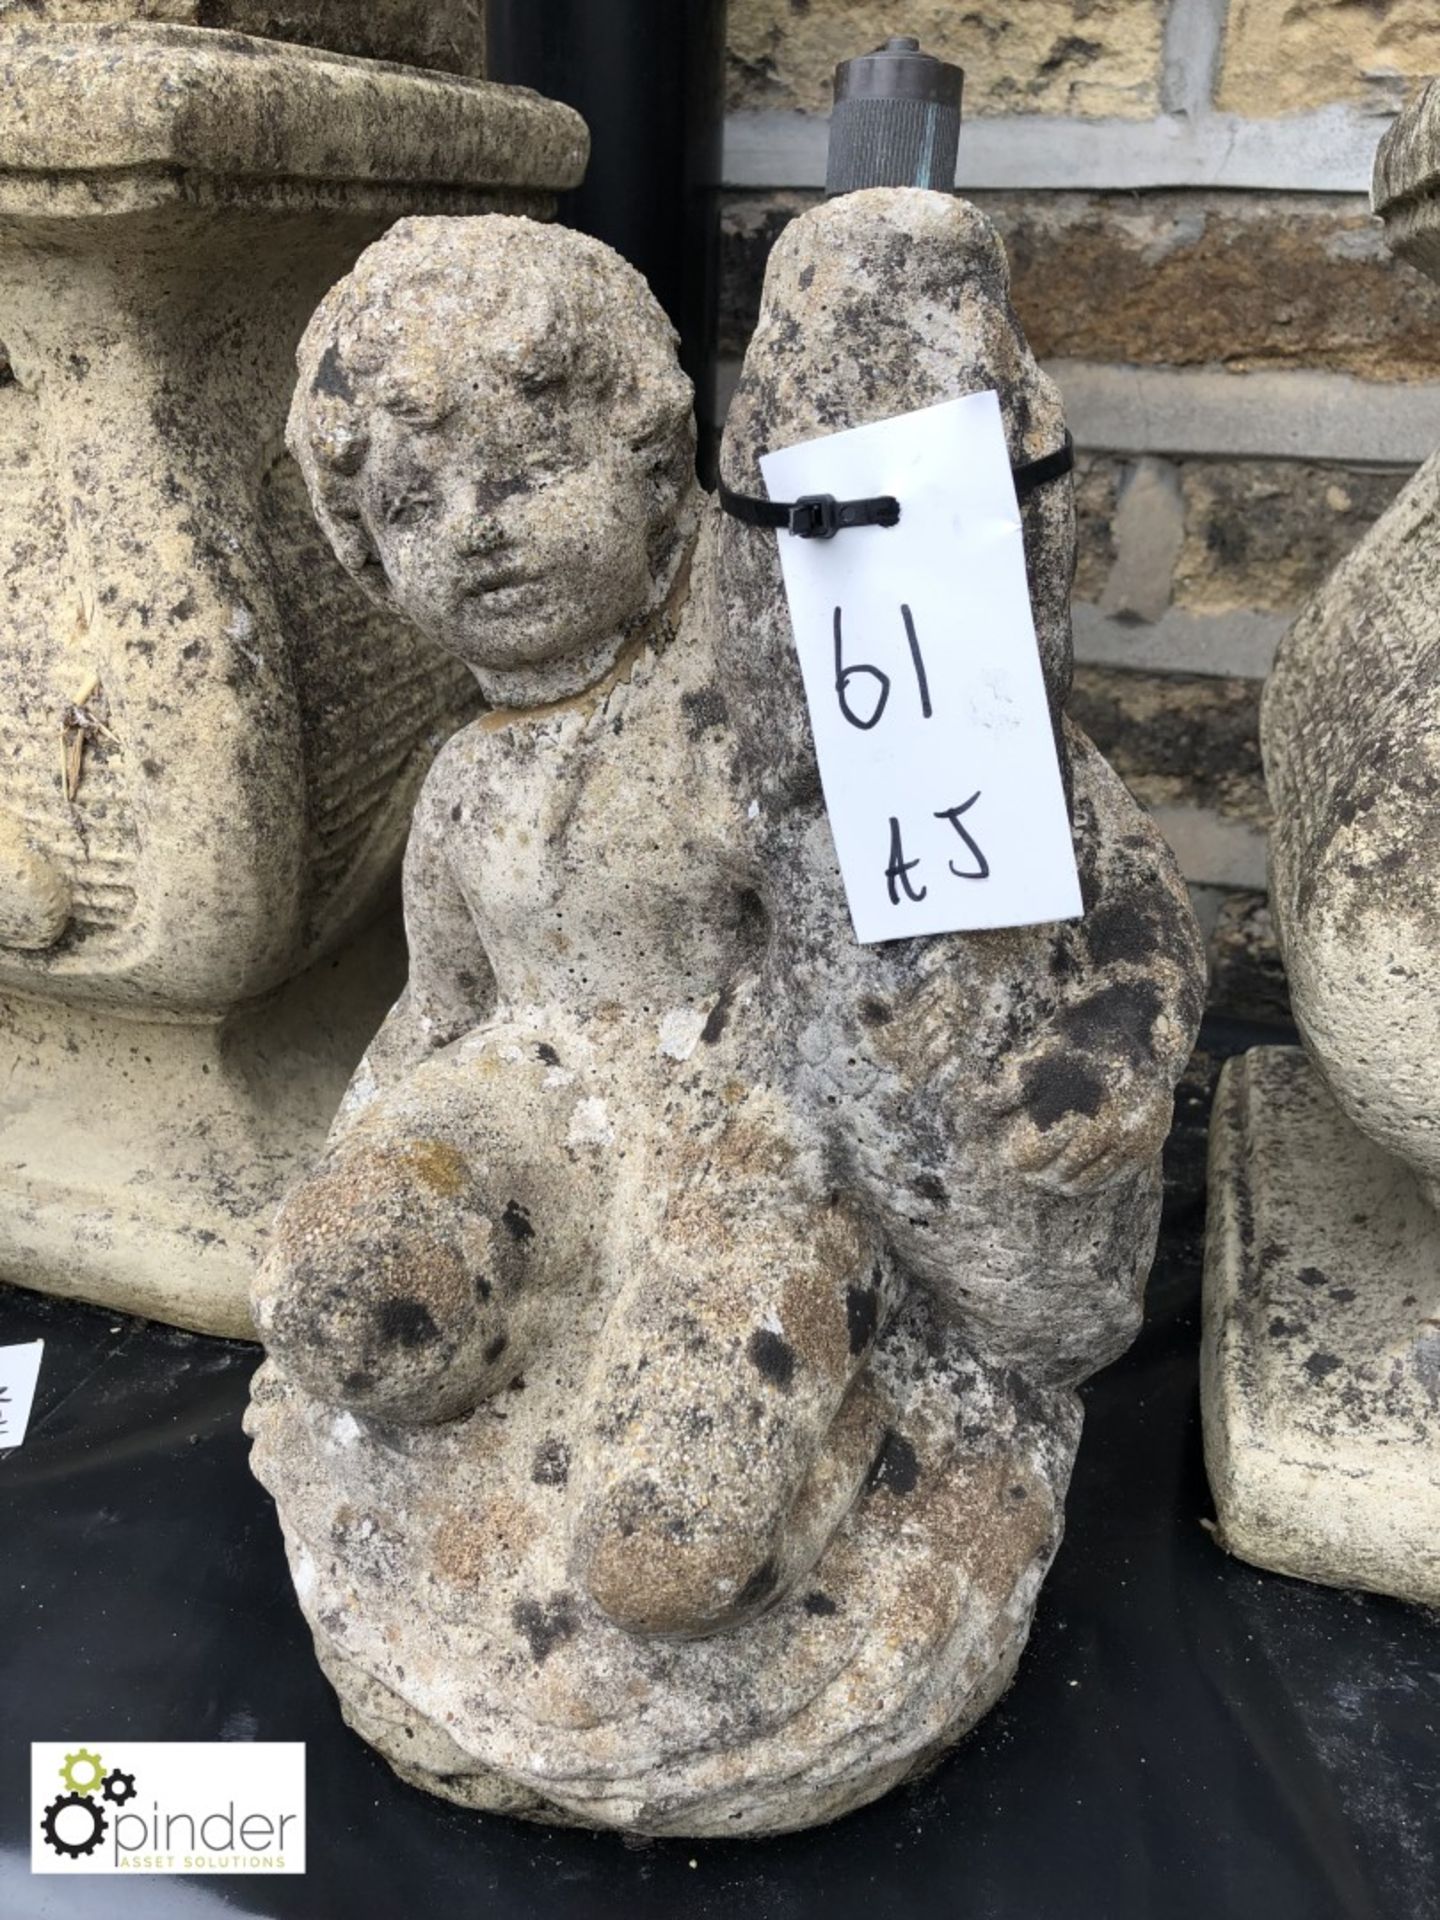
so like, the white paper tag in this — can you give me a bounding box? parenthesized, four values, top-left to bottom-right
(760, 391, 1083, 944)
(0, 1338, 43, 1450)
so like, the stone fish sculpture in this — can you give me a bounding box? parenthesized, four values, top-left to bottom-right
(247, 201, 1205, 1836)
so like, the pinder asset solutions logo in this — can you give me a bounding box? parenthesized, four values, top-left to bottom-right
(32, 1742, 305, 1875)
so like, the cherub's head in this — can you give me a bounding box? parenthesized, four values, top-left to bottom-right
(289, 217, 696, 705)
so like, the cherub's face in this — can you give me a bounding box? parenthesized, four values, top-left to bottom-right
(358, 372, 655, 682)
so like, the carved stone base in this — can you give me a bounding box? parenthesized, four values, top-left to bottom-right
(247, 1289, 1080, 1837)
(0, 914, 405, 1338)
(1202, 1047, 1440, 1606)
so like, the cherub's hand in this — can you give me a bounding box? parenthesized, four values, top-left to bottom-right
(991, 1034, 1176, 1195)
(254, 1132, 517, 1425)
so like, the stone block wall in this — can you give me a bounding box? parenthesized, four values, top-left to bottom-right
(722, 1, 1440, 1011)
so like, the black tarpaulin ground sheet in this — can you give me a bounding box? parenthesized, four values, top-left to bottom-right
(1, 1017, 1436, 1920)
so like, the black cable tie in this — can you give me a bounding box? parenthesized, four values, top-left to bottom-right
(1012, 429, 1075, 501)
(717, 484, 899, 540)
(719, 429, 1074, 539)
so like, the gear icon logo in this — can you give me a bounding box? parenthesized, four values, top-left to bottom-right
(41, 1791, 108, 1859)
(59, 1748, 105, 1795)
(39, 1750, 141, 1863)
(102, 1768, 137, 1806)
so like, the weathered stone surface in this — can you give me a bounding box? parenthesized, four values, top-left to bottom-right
(1203, 81, 1440, 1605)
(1375, 75, 1440, 278)
(722, 191, 1440, 382)
(1073, 451, 1120, 605)
(248, 201, 1204, 1835)
(727, 0, 1165, 119)
(0, 1, 486, 73)
(1070, 455, 1409, 673)
(1099, 457, 1183, 624)
(0, 27, 585, 1332)
(1068, 667, 1269, 891)
(1173, 461, 1410, 615)
(0, 23, 581, 189)
(1203, 1049, 1440, 1606)
(1070, 667, 1268, 830)
(1219, 0, 1440, 119)
(1263, 446, 1440, 1190)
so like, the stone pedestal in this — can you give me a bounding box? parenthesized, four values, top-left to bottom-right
(0, 3, 487, 73)
(1201, 80, 1440, 1602)
(1203, 1048, 1440, 1606)
(0, 18, 585, 1333)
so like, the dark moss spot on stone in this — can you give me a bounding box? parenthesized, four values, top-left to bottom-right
(867, 1428, 919, 1496)
(859, 996, 891, 1027)
(536, 1042, 561, 1066)
(313, 342, 354, 401)
(1329, 1287, 1356, 1304)
(735, 1556, 780, 1611)
(474, 1272, 492, 1301)
(343, 1370, 375, 1395)
(1022, 1054, 1105, 1128)
(798, 263, 815, 290)
(747, 1327, 796, 1389)
(502, 1200, 534, 1243)
(1061, 980, 1163, 1058)
(803, 1589, 836, 1616)
(1304, 1351, 1343, 1382)
(531, 1437, 570, 1487)
(511, 1592, 578, 1664)
(1084, 898, 1157, 969)
(1297, 1266, 1328, 1289)
(375, 1297, 439, 1348)
(681, 684, 729, 738)
(701, 983, 734, 1044)
(484, 1334, 509, 1364)
(912, 1172, 947, 1205)
(1331, 785, 1376, 830)
(846, 1283, 879, 1355)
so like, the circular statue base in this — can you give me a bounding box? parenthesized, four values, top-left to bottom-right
(247, 1292, 1079, 1837)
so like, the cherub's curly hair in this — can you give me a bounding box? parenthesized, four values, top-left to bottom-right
(288, 215, 696, 586)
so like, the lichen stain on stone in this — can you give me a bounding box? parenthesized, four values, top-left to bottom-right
(394, 1137, 471, 1198)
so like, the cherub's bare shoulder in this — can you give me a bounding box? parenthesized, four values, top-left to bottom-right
(410, 715, 508, 827)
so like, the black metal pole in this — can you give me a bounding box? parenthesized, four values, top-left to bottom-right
(486, 0, 727, 479)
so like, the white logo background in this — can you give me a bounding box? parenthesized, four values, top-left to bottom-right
(32, 1742, 305, 1875)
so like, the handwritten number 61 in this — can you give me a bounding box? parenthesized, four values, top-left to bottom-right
(833, 603, 932, 729)
(831, 602, 992, 905)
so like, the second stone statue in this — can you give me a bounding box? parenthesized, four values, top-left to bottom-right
(247, 197, 1205, 1835)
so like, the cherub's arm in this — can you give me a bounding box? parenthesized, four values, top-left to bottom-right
(341, 751, 497, 1114)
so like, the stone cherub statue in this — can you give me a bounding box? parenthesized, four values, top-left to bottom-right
(248, 202, 1205, 1835)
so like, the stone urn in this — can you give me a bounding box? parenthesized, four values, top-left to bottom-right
(0, 6, 585, 1334)
(1202, 81, 1440, 1607)
(245, 197, 1205, 1837)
